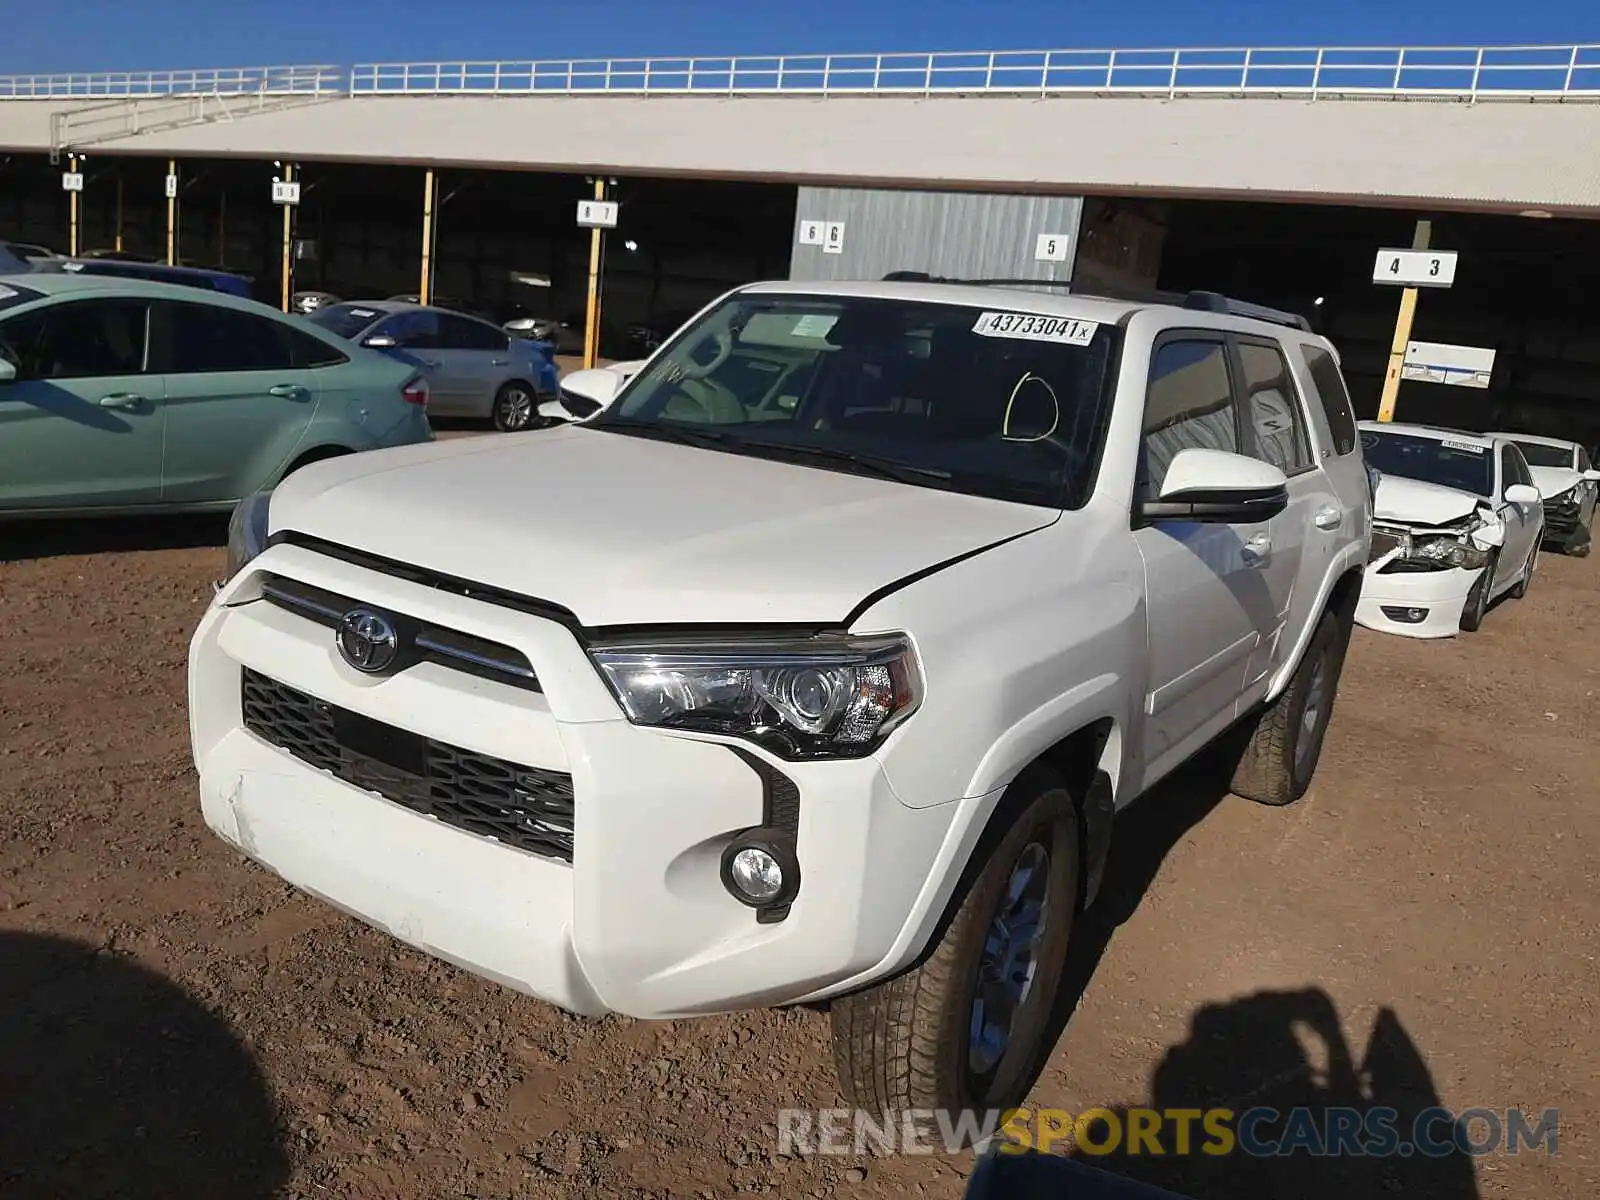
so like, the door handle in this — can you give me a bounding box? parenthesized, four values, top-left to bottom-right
(268, 384, 306, 398)
(1313, 504, 1343, 530)
(1242, 532, 1272, 565)
(98, 392, 144, 409)
(491, 358, 510, 366)
(419, 358, 440, 368)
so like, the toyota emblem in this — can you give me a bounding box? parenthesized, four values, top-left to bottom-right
(336, 608, 399, 673)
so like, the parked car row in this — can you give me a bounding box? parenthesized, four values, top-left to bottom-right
(1354, 422, 1596, 639)
(0, 271, 435, 518)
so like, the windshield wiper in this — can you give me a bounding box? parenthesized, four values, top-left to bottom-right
(589, 417, 739, 451)
(736, 440, 953, 486)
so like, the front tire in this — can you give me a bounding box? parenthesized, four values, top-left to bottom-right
(492, 382, 538, 432)
(1229, 607, 1352, 807)
(830, 767, 1080, 1119)
(1459, 552, 1498, 632)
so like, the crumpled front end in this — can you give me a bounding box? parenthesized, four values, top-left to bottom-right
(1355, 509, 1501, 639)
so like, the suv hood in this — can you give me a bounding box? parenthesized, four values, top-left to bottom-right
(1527, 465, 1579, 500)
(268, 427, 1058, 627)
(1372, 475, 1484, 526)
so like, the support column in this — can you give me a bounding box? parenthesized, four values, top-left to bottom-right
(115, 176, 124, 252)
(419, 168, 436, 306)
(583, 178, 607, 370)
(279, 164, 295, 312)
(1376, 219, 1432, 423)
(68, 154, 79, 257)
(166, 159, 177, 265)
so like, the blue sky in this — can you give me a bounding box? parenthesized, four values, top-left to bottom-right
(1, 0, 1594, 75)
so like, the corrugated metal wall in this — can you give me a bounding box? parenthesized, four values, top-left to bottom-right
(789, 187, 1084, 285)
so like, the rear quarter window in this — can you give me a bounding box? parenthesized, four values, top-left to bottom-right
(1299, 344, 1358, 456)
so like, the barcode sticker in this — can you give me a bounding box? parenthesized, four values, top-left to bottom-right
(972, 311, 1098, 345)
(1442, 439, 1486, 454)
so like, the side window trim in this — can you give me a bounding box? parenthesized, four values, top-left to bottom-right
(1229, 333, 1316, 478)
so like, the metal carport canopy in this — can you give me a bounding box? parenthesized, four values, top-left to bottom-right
(2, 45, 1599, 215)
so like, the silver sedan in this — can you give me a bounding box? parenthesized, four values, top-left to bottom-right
(309, 301, 560, 431)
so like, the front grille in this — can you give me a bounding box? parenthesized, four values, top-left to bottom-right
(240, 668, 575, 863)
(259, 573, 540, 691)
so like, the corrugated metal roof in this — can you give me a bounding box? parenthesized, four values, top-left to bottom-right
(2, 92, 1597, 214)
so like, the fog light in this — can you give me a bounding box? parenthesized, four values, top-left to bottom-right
(719, 828, 801, 912)
(1380, 605, 1428, 624)
(729, 848, 783, 903)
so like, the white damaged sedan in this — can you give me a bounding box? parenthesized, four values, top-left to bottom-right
(1355, 423, 1545, 638)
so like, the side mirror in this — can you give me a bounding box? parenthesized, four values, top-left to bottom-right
(1140, 448, 1290, 524)
(560, 367, 624, 411)
(1504, 483, 1542, 506)
(0, 356, 15, 384)
(363, 334, 399, 350)
(537, 398, 569, 425)
(1583, 469, 1600, 483)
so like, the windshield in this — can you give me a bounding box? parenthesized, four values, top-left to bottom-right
(309, 303, 386, 341)
(1360, 430, 1493, 497)
(586, 293, 1119, 508)
(1510, 440, 1574, 470)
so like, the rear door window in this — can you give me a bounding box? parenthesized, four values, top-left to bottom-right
(1235, 338, 1313, 476)
(161, 302, 296, 373)
(376, 310, 440, 350)
(439, 313, 508, 352)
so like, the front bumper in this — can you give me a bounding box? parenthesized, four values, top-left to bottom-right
(190, 543, 968, 1019)
(1354, 563, 1481, 639)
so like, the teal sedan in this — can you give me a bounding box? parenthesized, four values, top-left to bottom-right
(0, 273, 434, 517)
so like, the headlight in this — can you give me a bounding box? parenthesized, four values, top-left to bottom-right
(1411, 535, 1488, 571)
(223, 489, 272, 585)
(589, 633, 922, 760)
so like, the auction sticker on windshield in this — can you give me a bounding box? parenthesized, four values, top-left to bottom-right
(1442, 439, 1487, 454)
(972, 311, 1098, 345)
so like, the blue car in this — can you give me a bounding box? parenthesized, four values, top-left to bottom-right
(56, 257, 256, 299)
(308, 300, 559, 431)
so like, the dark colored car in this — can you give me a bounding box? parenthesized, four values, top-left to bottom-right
(55, 258, 255, 299)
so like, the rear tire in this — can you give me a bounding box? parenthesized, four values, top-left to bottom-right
(492, 381, 538, 432)
(830, 766, 1080, 1120)
(1229, 607, 1352, 807)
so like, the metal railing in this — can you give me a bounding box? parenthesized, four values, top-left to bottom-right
(346, 45, 1600, 100)
(7, 45, 1600, 104)
(0, 64, 340, 99)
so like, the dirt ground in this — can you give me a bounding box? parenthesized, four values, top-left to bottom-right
(1, 499, 1595, 1200)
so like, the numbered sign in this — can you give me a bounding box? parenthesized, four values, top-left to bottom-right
(164, 174, 179, 200)
(271, 179, 301, 206)
(60, 172, 84, 193)
(577, 200, 619, 229)
(1372, 248, 1457, 289)
(822, 221, 845, 255)
(797, 219, 825, 246)
(1034, 232, 1070, 263)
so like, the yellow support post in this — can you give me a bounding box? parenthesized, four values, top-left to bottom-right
(166, 159, 177, 265)
(279, 163, 295, 313)
(419, 168, 436, 306)
(68, 154, 79, 257)
(583, 178, 607, 370)
(1376, 219, 1433, 424)
(115, 176, 124, 252)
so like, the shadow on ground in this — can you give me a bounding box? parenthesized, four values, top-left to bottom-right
(0, 931, 289, 1199)
(0, 514, 228, 562)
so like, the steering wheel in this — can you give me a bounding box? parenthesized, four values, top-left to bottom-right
(676, 327, 734, 381)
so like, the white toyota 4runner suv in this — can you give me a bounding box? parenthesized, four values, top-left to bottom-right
(192, 279, 1372, 1115)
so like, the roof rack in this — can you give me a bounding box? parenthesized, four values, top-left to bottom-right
(1180, 290, 1313, 332)
(881, 273, 1312, 331)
